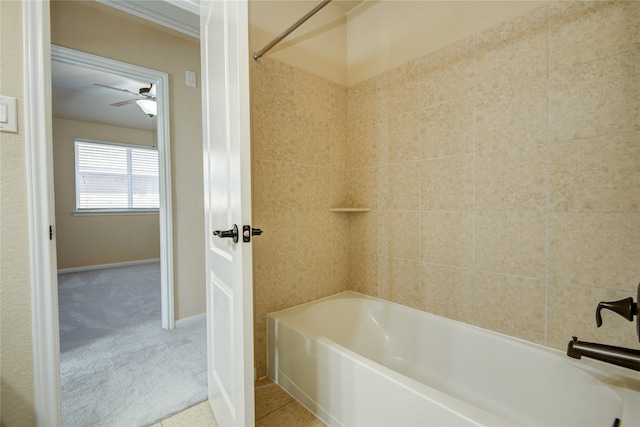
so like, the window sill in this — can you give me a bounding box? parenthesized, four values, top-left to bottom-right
(72, 209, 159, 216)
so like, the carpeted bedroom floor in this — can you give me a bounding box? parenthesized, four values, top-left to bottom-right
(58, 262, 207, 427)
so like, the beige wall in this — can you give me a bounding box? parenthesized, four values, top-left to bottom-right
(346, 0, 544, 86)
(51, 0, 204, 319)
(251, 1, 640, 377)
(0, 1, 36, 426)
(52, 118, 160, 269)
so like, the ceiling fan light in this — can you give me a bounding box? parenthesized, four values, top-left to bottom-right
(136, 99, 157, 117)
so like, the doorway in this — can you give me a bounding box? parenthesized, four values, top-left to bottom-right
(50, 45, 174, 330)
(49, 46, 203, 426)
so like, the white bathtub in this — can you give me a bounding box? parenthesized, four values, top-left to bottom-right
(267, 291, 639, 427)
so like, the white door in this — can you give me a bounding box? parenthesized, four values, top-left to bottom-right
(200, 0, 255, 426)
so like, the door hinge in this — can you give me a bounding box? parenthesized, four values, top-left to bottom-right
(49, 225, 53, 240)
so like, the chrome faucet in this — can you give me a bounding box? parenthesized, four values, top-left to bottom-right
(566, 283, 640, 372)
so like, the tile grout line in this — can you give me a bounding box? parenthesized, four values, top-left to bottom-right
(256, 399, 295, 422)
(544, 3, 551, 347)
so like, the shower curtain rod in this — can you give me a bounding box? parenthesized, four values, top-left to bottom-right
(253, 0, 333, 61)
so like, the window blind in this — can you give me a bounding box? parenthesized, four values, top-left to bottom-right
(75, 139, 159, 210)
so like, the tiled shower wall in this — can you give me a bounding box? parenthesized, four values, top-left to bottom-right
(250, 59, 350, 377)
(251, 1, 640, 379)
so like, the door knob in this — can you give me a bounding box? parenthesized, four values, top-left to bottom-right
(213, 224, 239, 243)
(242, 225, 263, 242)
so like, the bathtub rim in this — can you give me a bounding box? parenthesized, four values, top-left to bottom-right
(268, 290, 640, 384)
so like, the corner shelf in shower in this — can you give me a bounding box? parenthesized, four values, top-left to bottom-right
(329, 208, 371, 212)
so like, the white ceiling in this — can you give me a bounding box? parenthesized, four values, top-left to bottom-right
(51, 60, 157, 131)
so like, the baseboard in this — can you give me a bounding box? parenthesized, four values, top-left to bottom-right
(57, 258, 161, 274)
(175, 313, 206, 329)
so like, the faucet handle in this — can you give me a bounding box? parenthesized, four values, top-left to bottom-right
(595, 297, 637, 327)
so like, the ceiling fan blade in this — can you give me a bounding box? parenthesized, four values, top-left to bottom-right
(94, 83, 144, 98)
(110, 99, 138, 107)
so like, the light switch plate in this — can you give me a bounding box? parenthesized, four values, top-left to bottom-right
(0, 96, 18, 133)
(186, 70, 197, 88)
(0, 104, 7, 123)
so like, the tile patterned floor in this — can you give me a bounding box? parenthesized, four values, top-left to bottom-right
(151, 378, 325, 427)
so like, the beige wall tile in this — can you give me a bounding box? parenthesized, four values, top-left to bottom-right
(331, 252, 350, 294)
(379, 257, 421, 310)
(331, 212, 350, 254)
(474, 6, 547, 91)
(295, 165, 331, 211)
(348, 121, 378, 168)
(251, 58, 295, 113)
(349, 210, 378, 254)
(377, 59, 420, 118)
(379, 162, 420, 211)
(252, 108, 296, 163)
(348, 167, 378, 208)
(420, 96, 474, 159)
(253, 160, 297, 212)
(331, 168, 349, 208)
(420, 154, 473, 212)
(419, 37, 475, 107)
(295, 68, 331, 122)
(475, 211, 546, 279)
(420, 263, 473, 324)
(331, 126, 348, 169)
(254, 323, 268, 379)
(379, 211, 419, 261)
(420, 212, 473, 268)
(349, 252, 378, 296)
(253, 260, 299, 377)
(549, 132, 640, 212)
(547, 282, 639, 351)
(295, 117, 330, 165)
(475, 144, 547, 212)
(378, 110, 421, 165)
(548, 212, 640, 292)
(255, 320, 268, 379)
(331, 83, 348, 128)
(297, 255, 333, 304)
(253, 260, 299, 320)
(549, 50, 640, 141)
(377, 255, 389, 300)
(549, 1, 640, 72)
(253, 212, 297, 263)
(472, 271, 546, 345)
(474, 74, 547, 153)
(347, 78, 377, 124)
(296, 211, 332, 258)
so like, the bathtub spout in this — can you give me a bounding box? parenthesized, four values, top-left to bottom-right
(567, 337, 640, 372)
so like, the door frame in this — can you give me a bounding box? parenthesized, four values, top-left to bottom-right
(50, 45, 175, 331)
(24, 1, 180, 424)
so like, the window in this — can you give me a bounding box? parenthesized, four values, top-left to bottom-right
(75, 139, 159, 213)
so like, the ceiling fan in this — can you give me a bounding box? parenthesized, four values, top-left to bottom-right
(93, 83, 157, 117)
